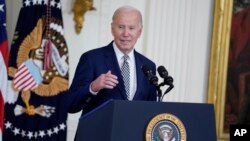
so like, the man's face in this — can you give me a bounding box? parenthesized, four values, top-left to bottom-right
(111, 10, 142, 54)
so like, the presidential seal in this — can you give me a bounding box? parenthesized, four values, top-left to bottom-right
(145, 113, 187, 141)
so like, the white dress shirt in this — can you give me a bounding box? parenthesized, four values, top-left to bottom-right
(113, 42, 137, 100)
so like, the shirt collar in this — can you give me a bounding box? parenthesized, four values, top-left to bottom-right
(113, 42, 134, 61)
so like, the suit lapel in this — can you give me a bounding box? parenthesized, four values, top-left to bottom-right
(104, 43, 127, 99)
(133, 51, 143, 100)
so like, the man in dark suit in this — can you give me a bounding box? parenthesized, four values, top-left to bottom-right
(68, 5, 157, 115)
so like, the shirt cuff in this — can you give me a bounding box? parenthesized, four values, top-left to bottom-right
(89, 82, 98, 95)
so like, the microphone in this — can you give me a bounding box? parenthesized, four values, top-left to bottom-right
(157, 66, 168, 78)
(157, 66, 173, 86)
(141, 65, 158, 86)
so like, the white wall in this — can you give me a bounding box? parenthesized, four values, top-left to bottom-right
(143, 0, 214, 103)
(5, 0, 214, 140)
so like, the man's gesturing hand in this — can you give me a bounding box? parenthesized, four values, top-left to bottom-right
(91, 70, 119, 92)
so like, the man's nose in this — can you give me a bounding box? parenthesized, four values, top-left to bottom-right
(123, 28, 130, 36)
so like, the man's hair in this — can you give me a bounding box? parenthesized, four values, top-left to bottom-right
(112, 5, 143, 27)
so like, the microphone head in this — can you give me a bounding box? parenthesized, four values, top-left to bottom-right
(165, 76, 173, 85)
(141, 65, 158, 86)
(141, 65, 150, 75)
(157, 66, 168, 78)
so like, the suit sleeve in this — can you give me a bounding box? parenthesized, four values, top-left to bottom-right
(67, 53, 95, 113)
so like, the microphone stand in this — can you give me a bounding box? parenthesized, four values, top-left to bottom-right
(156, 82, 174, 102)
(156, 83, 165, 102)
(161, 84, 174, 102)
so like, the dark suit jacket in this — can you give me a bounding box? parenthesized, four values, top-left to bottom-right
(68, 41, 157, 115)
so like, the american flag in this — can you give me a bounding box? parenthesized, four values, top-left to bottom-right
(0, 0, 9, 140)
(3, 0, 69, 140)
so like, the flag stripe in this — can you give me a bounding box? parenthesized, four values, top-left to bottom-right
(21, 77, 36, 90)
(14, 70, 30, 85)
(0, 0, 9, 140)
(14, 71, 31, 87)
(14, 64, 26, 76)
(15, 75, 32, 90)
